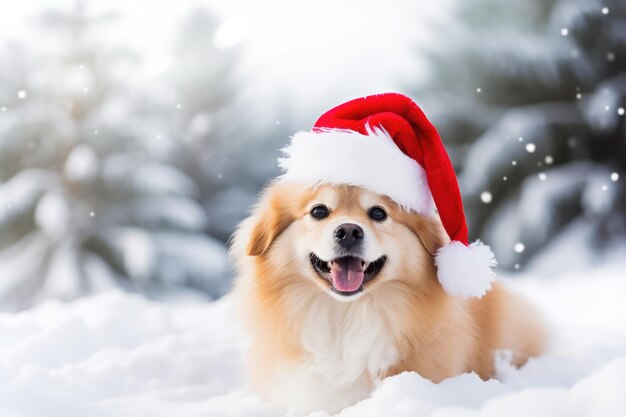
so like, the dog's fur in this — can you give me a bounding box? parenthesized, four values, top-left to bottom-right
(231, 183, 546, 413)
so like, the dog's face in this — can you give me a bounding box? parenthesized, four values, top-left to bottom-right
(244, 183, 445, 301)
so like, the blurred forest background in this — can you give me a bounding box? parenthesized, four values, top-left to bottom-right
(0, 0, 624, 310)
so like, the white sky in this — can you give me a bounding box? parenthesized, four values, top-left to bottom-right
(0, 0, 451, 125)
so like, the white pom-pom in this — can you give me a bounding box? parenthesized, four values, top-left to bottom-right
(434, 240, 497, 298)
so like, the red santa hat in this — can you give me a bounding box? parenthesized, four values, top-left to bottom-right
(278, 93, 496, 298)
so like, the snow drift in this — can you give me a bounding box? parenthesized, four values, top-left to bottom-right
(0, 249, 625, 417)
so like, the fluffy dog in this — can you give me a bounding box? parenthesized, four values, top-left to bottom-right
(231, 183, 546, 413)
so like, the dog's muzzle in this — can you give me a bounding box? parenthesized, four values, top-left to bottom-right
(310, 253, 387, 297)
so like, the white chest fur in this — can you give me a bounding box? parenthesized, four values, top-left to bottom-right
(268, 293, 399, 413)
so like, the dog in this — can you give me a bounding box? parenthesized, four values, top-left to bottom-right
(231, 182, 546, 413)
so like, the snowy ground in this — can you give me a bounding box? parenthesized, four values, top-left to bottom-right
(1, 253, 625, 417)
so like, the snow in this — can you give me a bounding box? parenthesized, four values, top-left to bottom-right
(0, 253, 625, 416)
(64, 144, 99, 183)
(101, 157, 199, 198)
(0, 170, 52, 226)
(106, 228, 156, 282)
(34, 192, 70, 238)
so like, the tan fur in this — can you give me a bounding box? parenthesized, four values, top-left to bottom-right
(231, 183, 546, 411)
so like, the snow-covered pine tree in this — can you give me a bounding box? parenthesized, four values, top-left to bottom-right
(414, 0, 626, 268)
(162, 10, 293, 242)
(0, 1, 229, 310)
(159, 9, 246, 242)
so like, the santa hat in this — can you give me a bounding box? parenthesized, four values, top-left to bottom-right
(277, 93, 496, 298)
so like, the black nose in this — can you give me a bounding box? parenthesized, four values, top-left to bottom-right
(334, 223, 364, 250)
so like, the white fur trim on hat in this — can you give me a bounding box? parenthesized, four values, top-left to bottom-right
(435, 240, 497, 298)
(277, 127, 435, 215)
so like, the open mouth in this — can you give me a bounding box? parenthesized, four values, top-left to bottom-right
(309, 253, 387, 297)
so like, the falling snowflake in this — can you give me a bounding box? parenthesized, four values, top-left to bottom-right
(538, 172, 547, 181)
(561, 28, 569, 36)
(602, 7, 609, 15)
(545, 155, 553, 164)
(610, 172, 619, 182)
(480, 191, 492, 204)
(514, 243, 525, 253)
(618, 107, 625, 116)
(525, 143, 536, 153)
(17, 90, 27, 99)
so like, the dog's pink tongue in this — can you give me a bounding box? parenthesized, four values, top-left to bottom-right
(330, 258, 365, 292)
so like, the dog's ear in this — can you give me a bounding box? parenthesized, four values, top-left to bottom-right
(246, 185, 303, 256)
(396, 210, 448, 256)
(413, 215, 448, 256)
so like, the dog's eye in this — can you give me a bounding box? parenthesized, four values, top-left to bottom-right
(368, 206, 387, 222)
(310, 205, 330, 219)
